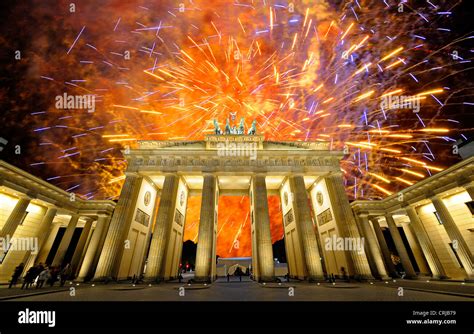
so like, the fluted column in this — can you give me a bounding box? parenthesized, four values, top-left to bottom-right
(195, 174, 218, 282)
(385, 214, 417, 278)
(358, 215, 390, 279)
(144, 174, 180, 281)
(405, 206, 447, 279)
(22, 207, 57, 272)
(93, 174, 142, 280)
(371, 218, 397, 277)
(0, 196, 31, 240)
(77, 215, 111, 281)
(289, 175, 324, 280)
(325, 173, 373, 279)
(431, 195, 474, 279)
(70, 218, 93, 276)
(251, 174, 275, 282)
(52, 214, 79, 267)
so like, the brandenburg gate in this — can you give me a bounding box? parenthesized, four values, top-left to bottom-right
(92, 131, 373, 283)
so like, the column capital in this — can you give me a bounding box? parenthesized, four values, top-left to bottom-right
(288, 172, 306, 178)
(425, 191, 443, 201)
(384, 211, 394, 218)
(354, 210, 371, 218)
(81, 216, 95, 223)
(369, 216, 381, 224)
(462, 182, 474, 190)
(326, 171, 344, 178)
(17, 192, 36, 200)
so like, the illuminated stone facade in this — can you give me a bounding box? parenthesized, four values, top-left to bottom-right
(1, 137, 472, 284)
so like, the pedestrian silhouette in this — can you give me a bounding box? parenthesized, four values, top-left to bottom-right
(9, 263, 24, 288)
(37, 266, 51, 289)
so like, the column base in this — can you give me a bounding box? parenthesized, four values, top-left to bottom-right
(308, 275, 326, 283)
(464, 275, 474, 283)
(258, 276, 276, 283)
(351, 274, 375, 281)
(143, 276, 164, 284)
(403, 274, 419, 280)
(194, 276, 212, 283)
(92, 276, 116, 283)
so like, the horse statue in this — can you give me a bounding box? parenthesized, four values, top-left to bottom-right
(225, 118, 232, 135)
(238, 118, 245, 135)
(213, 119, 222, 135)
(248, 120, 257, 135)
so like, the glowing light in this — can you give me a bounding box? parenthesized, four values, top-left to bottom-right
(395, 177, 414, 186)
(372, 184, 393, 196)
(400, 169, 425, 178)
(353, 90, 375, 102)
(379, 47, 404, 62)
(419, 128, 449, 133)
(368, 172, 391, 184)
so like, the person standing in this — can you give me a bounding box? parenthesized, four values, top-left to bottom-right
(9, 263, 25, 288)
(37, 267, 51, 289)
(21, 266, 38, 289)
(60, 263, 72, 287)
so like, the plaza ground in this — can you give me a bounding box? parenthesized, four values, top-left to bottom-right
(1, 277, 473, 302)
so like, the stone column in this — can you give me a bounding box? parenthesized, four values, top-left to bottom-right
(0, 196, 31, 240)
(385, 214, 417, 278)
(371, 218, 398, 277)
(22, 207, 57, 272)
(70, 218, 93, 276)
(77, 215, 111, 281)
(403, 223, 431, 275)
(463, 183, 474, 200)
(144, 174, 180, 281)
(289, 175, 324, 280)
(405, 206, 447, 279)
(251, 174, 275, 282)
(195, 174, 218, 282)
(358, 215, 390, 279)
(431, 195, 474, 279)
(52, 214, 79, 267)
(324, 173, 373, 279)
(93, 174, 142, 280)
(35, 224, 60, 264)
